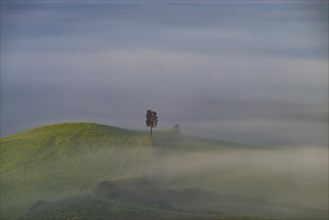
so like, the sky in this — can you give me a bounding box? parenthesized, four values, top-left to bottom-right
(1, 0, 328, 147)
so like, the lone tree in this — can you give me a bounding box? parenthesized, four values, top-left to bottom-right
(146, 110, 158, 136)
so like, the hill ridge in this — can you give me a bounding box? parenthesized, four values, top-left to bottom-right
(1, 122, 146, 140)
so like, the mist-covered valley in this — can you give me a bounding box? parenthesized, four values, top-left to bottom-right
(149, 147, 328, 217)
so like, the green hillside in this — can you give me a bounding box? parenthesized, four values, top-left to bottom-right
(1, 122, 327, 220)
(0, 122, 250, 219)
(1, 123, 150, 218)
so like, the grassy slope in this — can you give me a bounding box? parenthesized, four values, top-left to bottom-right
(1, 122, 252, 219)
(1, 123, 152, 219)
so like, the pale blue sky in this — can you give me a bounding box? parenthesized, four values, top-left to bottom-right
(1, 0, 328, 146)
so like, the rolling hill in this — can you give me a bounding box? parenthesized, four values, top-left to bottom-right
(1, 122, 327, 220)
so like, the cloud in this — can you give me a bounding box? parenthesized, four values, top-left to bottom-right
(2, 1, 327, 58)
(2, 49, 327, 99)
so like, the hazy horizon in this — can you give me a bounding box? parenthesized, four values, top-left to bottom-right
(1, 0, 328, 147)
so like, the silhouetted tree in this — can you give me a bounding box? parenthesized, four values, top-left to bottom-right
(146, 110, 158, 136)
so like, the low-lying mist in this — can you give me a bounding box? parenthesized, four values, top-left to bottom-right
(148, 147, 328, 212)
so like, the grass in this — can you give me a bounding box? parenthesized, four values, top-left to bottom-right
(1, 123, 154, 219)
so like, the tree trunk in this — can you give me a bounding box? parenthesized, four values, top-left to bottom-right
(150, 126, 153, 136)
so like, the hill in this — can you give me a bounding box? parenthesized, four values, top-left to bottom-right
(1, 123, 149, 218)
(1, 122, 327, 220)
(0, 122, 252, 219)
